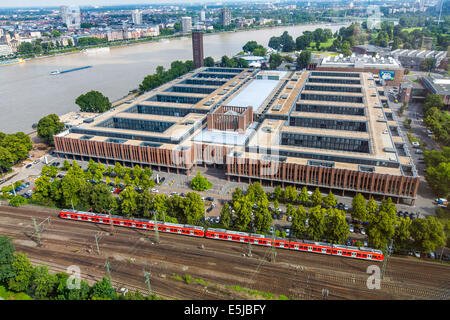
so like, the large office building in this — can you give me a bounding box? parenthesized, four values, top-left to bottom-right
(131, 10, 143, 25)
(181, 17, 192, 34)
(54, 68, 419, 205)
(60, 5, 81, 29)
(220, 7, 231, 27)
(192, 30, 204, 69)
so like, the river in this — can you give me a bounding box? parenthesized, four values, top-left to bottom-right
(0, 22, 349, 134)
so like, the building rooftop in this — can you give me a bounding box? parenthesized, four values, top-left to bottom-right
(319, 54, 402, 70)
(57, 67, 416, 178)
(421, 76, 450, 95)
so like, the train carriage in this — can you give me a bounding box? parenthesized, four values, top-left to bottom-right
(332, 245, 384, 261)
(249, 234, 290, 250)
(289, 239, 333, 255)
(205, 228, 249, 243)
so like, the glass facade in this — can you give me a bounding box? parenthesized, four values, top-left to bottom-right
(300, 93, 363, 104)
(289, 117, 367, 132)
(311, 72, 360, 78)
(98, 117, 175, 133)
(308, 77, 361, 85)
(295, 104, 365, 116)
(304, 85, 362, 93)
(281, 132, 370, 153)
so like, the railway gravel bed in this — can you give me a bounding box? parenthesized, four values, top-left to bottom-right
(0, 205, 449, 300)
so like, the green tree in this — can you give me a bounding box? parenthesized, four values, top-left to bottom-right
(366, 197, 377, 215)
(41, 165, 58, 178)
(298, 187, 309, 206)
(307, 206, 326, 241)
(37, 114, 65, 145)
(292, 205, 308, 238)
(203, 56, 215, 67)
(366, 209, 396, 250)
(90, 184, 115, 213)
(284, 186, 297, 203)
(310, 188, 322, 207)
(323, 191, 337, 208)
(269, 53, 282, 69)
(54, 272, 91, 300)
(296, 50, 311, 70)
(180, 192, 204, 225)
(0, 236, 16, 284)
(31, 265, 57, 299)
(220, 202, 232, 228)
(9, 195, 27, 207)
(75, 90, 112, 113)
(90, 277, 117, 300)
(272, 185, 284, 201)
(190, 172, 212, 191)
(394, 217, 412, 251)
(62, 160, 71, 171)
(8, 252, 33, 292)
(410, 217, 445, 253)
(324, 208, 349, 244)
(120, 187, 138, 218)
(352, 193, 368, 221)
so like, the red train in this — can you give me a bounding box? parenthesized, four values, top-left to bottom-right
(59, 209, 384, 262)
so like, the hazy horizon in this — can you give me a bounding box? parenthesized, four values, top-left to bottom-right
(1, 0, 254, 9)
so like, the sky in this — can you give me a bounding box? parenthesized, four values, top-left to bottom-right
(1, 0, 241, 8)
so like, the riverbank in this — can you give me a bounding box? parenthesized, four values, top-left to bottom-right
(12, 20, 349, 63)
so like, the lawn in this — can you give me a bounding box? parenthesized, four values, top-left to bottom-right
(0, 286, 32, 300)
(308, 38, 335, 50)
(403, 27, 423, 32)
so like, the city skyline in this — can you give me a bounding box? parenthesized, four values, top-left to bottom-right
(1, 0, 247, 9)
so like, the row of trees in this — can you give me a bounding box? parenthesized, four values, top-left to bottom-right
(27, 160, 207, 225)
(242, 41, 267, 56)
(139, 60, 195, 92)
(424, 147, 450, 199)
(220, 55, 249, 68)
(0, 132, 33, 174)
(0, 236, 160, 300)
(267, 185, 445, 252)
(423, 94, 449, 147)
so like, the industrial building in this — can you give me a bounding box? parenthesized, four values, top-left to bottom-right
(390, 49, 448, 71)
(54, 67, 419, 205)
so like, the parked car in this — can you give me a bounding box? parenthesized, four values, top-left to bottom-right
(411, 141, 420, 148)
(349, 224, 354, 233)
(285, 228, 291, 237)
(343, 204, 349, 211)
(25, 164, 32, 169)
(360, 228, 366, 235)
(179, 193, 186, 197)
(415, 149, 423, 154)
(205, 196, 214, 202)
(287, 215, 292, 222)
(206, 206, 214, 213)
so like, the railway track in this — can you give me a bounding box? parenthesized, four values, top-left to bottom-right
(1, 205, 449, 300)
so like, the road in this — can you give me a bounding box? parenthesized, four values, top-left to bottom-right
(0, 205, 448, 300)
